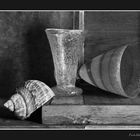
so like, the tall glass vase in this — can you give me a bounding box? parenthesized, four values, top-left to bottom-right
(45, 29, 84, 96)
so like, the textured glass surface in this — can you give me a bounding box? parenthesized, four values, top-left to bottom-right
(46, 29, 84, 96)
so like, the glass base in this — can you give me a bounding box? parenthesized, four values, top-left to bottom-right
(51, 86, 83, 96)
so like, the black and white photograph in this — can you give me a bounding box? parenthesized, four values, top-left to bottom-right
(0, 9, 140, 137)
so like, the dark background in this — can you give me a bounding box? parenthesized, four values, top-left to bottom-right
(0, 11, 76, 99)
(80, 11, 140, 107)
(1, 11, 139, 99)
(0, 11, 76, 123)
(84, 11, 140, 61)
(0, 11, 140, 123)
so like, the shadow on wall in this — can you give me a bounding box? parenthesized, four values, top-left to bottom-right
(0, 59, 17, 98)
(25, 22, 57, 123)
(25, 22, 56, 88)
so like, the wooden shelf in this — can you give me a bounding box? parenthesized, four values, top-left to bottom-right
(1, 84, 140, 129)
(42, 83, 140, 128)
(0, 118, 47, 129)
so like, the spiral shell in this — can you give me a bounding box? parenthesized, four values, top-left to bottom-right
(24, 80, 55, 110)
(4, 91, 27, 119)
(4, 80, 55, 120)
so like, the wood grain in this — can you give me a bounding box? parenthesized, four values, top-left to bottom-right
(85, 125, 140, 130)
(47, 125, 85, 129)
(84, 11, 140, 62)
(0, 118, 47, 128)
(83, 93, 140, 105)
(42, 105, 140, 125)
(51, 95, 84, 105)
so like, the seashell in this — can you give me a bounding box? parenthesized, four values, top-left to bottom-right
(4, 80, 55, 120)
(24, 80, 55, 110)
(4, 91, 27, 119)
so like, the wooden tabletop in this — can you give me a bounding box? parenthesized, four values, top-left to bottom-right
(1, 80, 140, 129)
